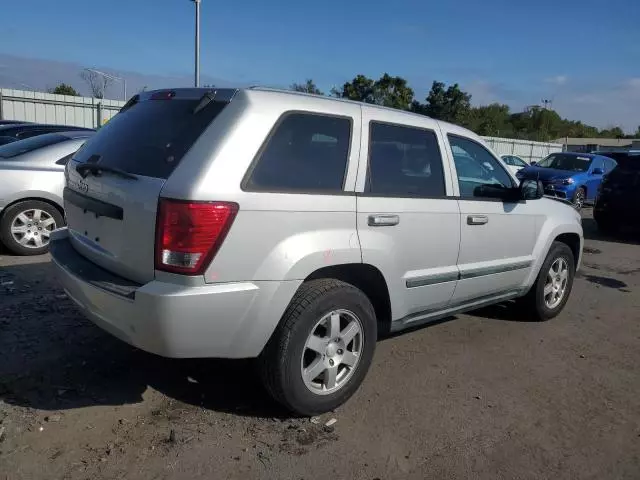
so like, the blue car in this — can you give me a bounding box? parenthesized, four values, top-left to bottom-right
(515, 152, 617, 209)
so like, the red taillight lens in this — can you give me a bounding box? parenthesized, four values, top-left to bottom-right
(155, 199, 238, 275)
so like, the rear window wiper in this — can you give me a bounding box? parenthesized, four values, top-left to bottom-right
(192, 91, 216, 114)
(76, 162, 138, 180)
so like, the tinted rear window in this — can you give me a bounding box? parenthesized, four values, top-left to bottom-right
(73, 98, 228, 179)
(0, 133, 67, 159)
(244, 112, 352, 193)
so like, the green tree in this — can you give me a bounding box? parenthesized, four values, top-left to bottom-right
(49, 83, 79, 96)
(420, 81, 472, 125)
(333, 74, 376, 103)
(290, 79, 323, 95)
(599, 126, 624, 139)
(333, 74, 414, 110)
(371, 73, 414, 110)
(468, 104, 512, 137)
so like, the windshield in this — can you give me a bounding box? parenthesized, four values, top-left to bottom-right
(0, 133, 67, 159)
(536, 153, 591, 172)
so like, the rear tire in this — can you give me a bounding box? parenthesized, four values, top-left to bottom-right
(260, 279, 377, 416)
(518, 242, 575, 321)
(0, 200, 64, 256)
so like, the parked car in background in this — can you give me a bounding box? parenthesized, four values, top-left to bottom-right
(50, 87, 582, 415)
(0, 131, 94, 255)
(0, 123, 94, 146)
(516, 152, 616, 209)
(501, 154, 528, 175)
(593, 151, 640, 233)
(0, 120, 29, 126)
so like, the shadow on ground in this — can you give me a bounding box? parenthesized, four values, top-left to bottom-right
(581, 216, 640, 246)
(0, 261, 287, 418)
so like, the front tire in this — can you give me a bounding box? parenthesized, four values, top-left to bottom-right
(573, 187, 586, 210)
(260, 279, 377, 416)
(0, 200, 64, 256)
(519, 242, 575, 321)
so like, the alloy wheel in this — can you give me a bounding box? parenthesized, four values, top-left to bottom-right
(10, 209, 57, 249)
(300, 309, 364, 395)
(544, 257, 569, 309)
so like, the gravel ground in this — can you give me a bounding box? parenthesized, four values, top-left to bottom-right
(1, 210, 639, 480)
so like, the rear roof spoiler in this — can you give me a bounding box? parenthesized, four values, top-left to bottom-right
(119, 88, 238, 114)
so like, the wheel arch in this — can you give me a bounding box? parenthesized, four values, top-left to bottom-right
(1, 196, 65, 221)
(305, 263, 392, 334)
(554, 232, 581, 269)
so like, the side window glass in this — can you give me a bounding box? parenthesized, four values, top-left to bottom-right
(592, 158, 604, 171)
(366, 122, 446, 198)
(245, 113, 351, 193)
(513, 156, 527, 167)
(503, 156, 514, 166)
(447, 135, 515, 197)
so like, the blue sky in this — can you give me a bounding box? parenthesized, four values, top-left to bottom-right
(2, 0, 639, 131)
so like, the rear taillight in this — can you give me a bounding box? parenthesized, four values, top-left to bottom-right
(155, 199, 238, 275)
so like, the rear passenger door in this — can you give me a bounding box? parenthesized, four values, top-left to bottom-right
(356, 109, 460, 326)
(443, 131, 539, 304)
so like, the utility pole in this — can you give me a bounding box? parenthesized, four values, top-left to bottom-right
(192, 0, 201, 87)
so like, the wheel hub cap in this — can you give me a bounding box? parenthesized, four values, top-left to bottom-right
(544, 257, 569, 309)
(301, 309, 364, 395)
(10, 208, 56, 249)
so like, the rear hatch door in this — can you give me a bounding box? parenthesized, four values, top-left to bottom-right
(64, 89, 234, 284)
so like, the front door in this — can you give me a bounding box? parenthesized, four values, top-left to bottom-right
(585, 156, 605, 203)
(443, 132, 540, 304)
(355, 109, 460, 325)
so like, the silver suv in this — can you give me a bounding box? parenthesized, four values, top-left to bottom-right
(50, 88, 583, 415)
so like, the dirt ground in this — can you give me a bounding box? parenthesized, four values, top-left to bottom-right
(1, 210, 639, 480)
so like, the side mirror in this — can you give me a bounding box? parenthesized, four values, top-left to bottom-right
(521, 179, 544, 200)
(530, 161, 537, 165)
(591, 167, 604, 175)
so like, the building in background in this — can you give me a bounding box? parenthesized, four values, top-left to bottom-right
(553, 137, 640, 153)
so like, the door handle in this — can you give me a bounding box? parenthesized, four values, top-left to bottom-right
(368, 214, 400, 227)
(467, 215, 488, 225)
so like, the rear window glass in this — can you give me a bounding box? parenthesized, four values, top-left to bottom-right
(244, 113, 351, 193)
(73, 98, 228, 179)
(0, 133, 67, 159)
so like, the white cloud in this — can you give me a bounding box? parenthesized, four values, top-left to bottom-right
(545, 75, 568, 86)
(462, 77, 639, 133)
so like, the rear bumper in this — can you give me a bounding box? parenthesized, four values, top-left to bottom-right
(50, 228, 301, 359)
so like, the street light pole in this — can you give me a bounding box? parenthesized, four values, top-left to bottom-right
(193, 0, 201, 87)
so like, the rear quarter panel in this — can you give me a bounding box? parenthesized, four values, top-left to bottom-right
(160, 90, 364, 284)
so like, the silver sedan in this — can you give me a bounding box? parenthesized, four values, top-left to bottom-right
(0, 131, 94, 255)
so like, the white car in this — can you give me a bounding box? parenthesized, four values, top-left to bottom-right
(50, 87, 583, 415)
(501, 155, 528, 175)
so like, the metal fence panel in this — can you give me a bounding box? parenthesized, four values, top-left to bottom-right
(0, 88, 125, 128)
(482, 136, 563, 164)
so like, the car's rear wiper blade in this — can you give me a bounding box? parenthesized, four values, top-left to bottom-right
(76, 162, 138, 180)
(192, 91, 216, 114)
